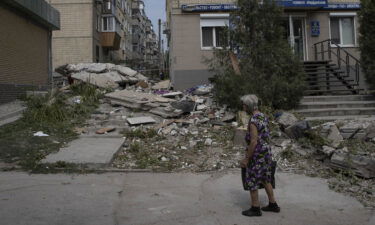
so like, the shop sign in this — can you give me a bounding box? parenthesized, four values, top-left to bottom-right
(323, 3, 360, 9)
(181, 4, 237, 12)
(277, 0, 327, 7)
(311, 21, 320, 37)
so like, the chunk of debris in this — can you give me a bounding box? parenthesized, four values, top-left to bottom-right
(330, 152, 375, 178)
(284, 120, 310, 139)
(71, 72, 119, 89)
(152, 80, 170, 90)
(171, 100, 196, 113)
(96, 127, 116, 134)
(33, 131, 49, 137)
(276, 112, 298, 129)
(127, 117, 156, 125)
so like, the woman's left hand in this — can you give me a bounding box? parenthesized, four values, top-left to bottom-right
(240, 158, 249, 168)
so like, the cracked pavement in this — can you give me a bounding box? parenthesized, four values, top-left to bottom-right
(0, 170, 374, 225)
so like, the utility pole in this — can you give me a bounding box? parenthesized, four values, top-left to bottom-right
(158, 19, 162, 77)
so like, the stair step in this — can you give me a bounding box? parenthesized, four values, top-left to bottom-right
(303, 63, 336, 68)
(304, 89, 363, 95)
(307, 79, 355, 84)
(307, 84, 358, 89)
(295, 107, 375, 117)
(304, 60, 331, 64)
(306, 71, 344, 76)
(299, 100, 375, 110)
(306, 74, 351, 79)
(304, 67, 341, 72)
(302, 95, 375, 102)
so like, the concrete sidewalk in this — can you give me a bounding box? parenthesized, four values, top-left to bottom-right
(0, 171, 373, 225)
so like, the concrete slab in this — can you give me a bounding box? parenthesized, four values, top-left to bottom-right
(42, 137, 125, 167)
(127, 116, 156, 125)
(0, 171, 373, 225)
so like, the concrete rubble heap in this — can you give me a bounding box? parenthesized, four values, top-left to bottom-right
(52, 63, 374, 208)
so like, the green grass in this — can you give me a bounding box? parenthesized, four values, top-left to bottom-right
(0, 83, 102, 172)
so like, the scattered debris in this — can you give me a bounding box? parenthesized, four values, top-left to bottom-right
(96, 127, 116, 134)
(33, 131, 49, 137)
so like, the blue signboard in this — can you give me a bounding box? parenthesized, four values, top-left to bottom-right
(181, 4, 237, 12)
(278, 0, 327, 7)
(311, 21, 320, 36)
(181, 1, 360, 12)
(323, 3, 360, 10)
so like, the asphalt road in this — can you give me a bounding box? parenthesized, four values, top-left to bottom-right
(0, 170, 374, 225)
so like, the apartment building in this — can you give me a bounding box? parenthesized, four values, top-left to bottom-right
(0, 0, 60, 104)
(131, 0, 160, 70)
(166, 0, 361, 90)
(48, 0, 133, 69)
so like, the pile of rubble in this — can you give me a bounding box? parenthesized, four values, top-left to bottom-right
(270, 112, 375, 208)
(56, 63, 374, 208)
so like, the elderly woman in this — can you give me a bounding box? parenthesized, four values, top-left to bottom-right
(240, 94, 280, 217)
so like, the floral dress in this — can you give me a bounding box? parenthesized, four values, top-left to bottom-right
(244, 113, 272, 191)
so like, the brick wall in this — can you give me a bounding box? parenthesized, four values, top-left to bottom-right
(48, 0, 95, 68)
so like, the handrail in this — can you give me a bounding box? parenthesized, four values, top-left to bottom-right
(313, 39, 361, 84)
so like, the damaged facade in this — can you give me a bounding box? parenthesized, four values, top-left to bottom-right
(0, 0, 60, 104)
(166, 0, 361, 90)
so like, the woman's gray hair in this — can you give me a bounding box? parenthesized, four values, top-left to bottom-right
(240, 94, 260, 112)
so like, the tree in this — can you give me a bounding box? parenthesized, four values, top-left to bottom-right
(359, 0, 375, 90)
(206, 0, 306, 110)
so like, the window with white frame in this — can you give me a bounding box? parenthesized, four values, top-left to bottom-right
(200, 14, 229, 49)
(330, 13, 356, 46)
(102, 16, 115, 32)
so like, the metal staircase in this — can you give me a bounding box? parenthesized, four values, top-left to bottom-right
(304, 39, 363, 96)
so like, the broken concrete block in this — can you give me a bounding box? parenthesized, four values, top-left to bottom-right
(327, 125, 343, 148)
(96, 127, 116, 134)
(284, 121, 310, 139)
(149, 107, 183, 118)
(330, 152, 375, 178)
(196, 105, 207, 111)
(321, 145, 336, 157)
(221, 112, 236, 122)
(205, 138, 213, 146)
(152, 80, 170, 90)
(71, 72, 119, 89)
(112, 65, 138, 77)
(171, 100, 195, 113)
(127, 117, 156, 125)
(135, 73, 148, 81)
(276, 112, 298, 129)
(162, 92, 183, 98)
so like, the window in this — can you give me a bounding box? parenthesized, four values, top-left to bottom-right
(201, 27, 226, 48)
(330, 16, 355, 46)
(102, 16, 114, 32)
(200, 14, 229, 49)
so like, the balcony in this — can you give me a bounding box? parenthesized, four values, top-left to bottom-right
(101, 16, 121, 49)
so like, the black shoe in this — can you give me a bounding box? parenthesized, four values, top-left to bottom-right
(242, 207, 262, 217)
(261, 202, 280, 213)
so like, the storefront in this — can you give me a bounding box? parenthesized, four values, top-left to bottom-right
(167, 0, 361, 90)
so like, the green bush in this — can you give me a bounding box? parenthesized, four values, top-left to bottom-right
(207, 0, 306, 110)
(359, 0, 375, 90)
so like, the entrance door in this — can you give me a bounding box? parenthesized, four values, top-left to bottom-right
(281, 16, 305, 60)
